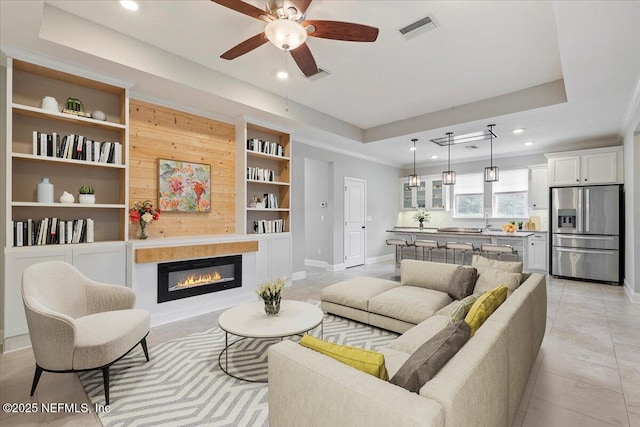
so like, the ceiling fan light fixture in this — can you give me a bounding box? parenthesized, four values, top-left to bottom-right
(265, 19, 308, 51)
(276, 70, 289, 79)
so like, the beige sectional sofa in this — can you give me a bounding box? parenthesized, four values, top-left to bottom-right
(268, 259, 547, 427)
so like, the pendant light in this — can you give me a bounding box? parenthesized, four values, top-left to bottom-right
(442, 132, 456, 185)
(408, 138, 420, 187)
(484, 124, 499, 182)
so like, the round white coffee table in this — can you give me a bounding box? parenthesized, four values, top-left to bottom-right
(218, 300, 323, 382)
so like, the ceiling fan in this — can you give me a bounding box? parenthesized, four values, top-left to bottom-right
(211, 0, 379, 76)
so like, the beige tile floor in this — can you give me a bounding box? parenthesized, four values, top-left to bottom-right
(0, 261, 638, 426)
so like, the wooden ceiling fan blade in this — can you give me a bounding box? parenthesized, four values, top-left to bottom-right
(210, 0, 274, 21)
(287, 0, 312, 15)
(221, 33, 268, 60)
(290, 43, 318, 77)
(303, 20, 379, 42)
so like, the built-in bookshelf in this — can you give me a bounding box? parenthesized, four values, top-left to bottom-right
(235, 120, 290, 234)
(4, 58, 129, 246)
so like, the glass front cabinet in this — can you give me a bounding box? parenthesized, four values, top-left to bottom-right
(401, 176, 447, 210)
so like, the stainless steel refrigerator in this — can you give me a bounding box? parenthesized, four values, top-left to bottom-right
(550, 184, 623, 284)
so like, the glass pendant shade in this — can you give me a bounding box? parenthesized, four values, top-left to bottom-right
(485, 166, 499, 182)
(442, 170, 456, 185)
(265, 19, 308, 51)
(408, 173, 420, 187)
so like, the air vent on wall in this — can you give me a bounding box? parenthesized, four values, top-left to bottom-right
(305, 68, 331, 81)
(399, 15, 438, 40)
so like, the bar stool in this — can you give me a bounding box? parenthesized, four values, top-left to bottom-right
(481, 244, 517, 261)
(445, 242, 477, 265)
(386, 238, 412, 263)
(414, 240, 446, 262)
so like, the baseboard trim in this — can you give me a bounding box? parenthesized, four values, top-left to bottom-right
(304, 259, 328, 269)
(328, 263, 346, 272)
(366, 254, 394, 264)
(292, 271, 307, 281)
(3, 333, 32, 353)
(624, 278, 640, 303)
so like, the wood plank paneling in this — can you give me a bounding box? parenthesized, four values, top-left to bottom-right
(129, 100, 235, 237)
(135, 241, 258, 263)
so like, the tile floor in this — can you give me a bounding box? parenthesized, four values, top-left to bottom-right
(0, 261, 638, 426)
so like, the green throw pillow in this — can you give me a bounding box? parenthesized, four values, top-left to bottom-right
(449, 292, 485, 323)
(300, 334, 389, 380)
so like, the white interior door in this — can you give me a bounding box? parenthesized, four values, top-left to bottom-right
(344, 177, 366, 268)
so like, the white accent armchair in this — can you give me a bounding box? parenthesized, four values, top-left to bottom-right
(22, 261, 150, 405)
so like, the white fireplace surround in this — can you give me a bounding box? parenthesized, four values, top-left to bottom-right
(128, 234, 263, 327)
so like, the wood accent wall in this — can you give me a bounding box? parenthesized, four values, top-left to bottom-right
(129, 100, 235, 238)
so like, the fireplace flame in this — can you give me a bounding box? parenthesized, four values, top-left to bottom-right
(176, 271, 222, 289)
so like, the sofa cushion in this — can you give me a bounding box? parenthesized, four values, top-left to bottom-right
(449, 292, 484, 323)
(473, 267, 522, 295)
(465, 286, 508, 337)
(369, 287, 452, 325)
(400, 260, 461, 292)
(447, 266, 478, 300)
(386, 315, 451, 355)
(300, 334, 389, 380)
(390, 320, 471, 393)
(321, 277, 400, 311)
(472, 254, 523, 273)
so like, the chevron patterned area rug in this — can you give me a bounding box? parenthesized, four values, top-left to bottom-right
(79, 305, 398, 427)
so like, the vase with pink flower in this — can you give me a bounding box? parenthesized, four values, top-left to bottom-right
(129, 200, 161, 239)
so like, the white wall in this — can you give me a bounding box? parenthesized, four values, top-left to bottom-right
(623, 128, 639, 298)
(304, 158, 332, 264)
(292, 142, 401, 273)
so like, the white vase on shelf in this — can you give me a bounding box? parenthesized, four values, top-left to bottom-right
(59, 191, 75, 204)
(37, 178, 54, 203)
(41, 96, 59, 113)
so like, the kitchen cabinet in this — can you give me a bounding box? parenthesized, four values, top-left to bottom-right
(527, 233, 547, 273)
(255, 234, 292, 283)
(529, 165, 548, 210)
(401, 176, 447, 210)
(401, 179, 426, 209)
(546, 147, 623, 186)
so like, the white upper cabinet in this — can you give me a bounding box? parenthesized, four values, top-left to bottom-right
(401, 176, 447, 210)
(545, 147, 623, 186)
(528, 164, 548, 210)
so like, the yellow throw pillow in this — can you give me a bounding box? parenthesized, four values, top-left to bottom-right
(464, 285, 508, 337)
(300, 334, 389, 380)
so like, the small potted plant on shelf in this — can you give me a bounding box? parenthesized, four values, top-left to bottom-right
(78, 185, 95, 204)
(256, 278, 285, 316)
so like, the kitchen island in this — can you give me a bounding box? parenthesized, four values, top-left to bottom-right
(387, 227, 535, 269)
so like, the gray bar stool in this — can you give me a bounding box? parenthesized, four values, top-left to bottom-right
(481, 243, 517, 261)
(414, 240, 446, 262)
(445, 242, 477, 265)
(386, 238, 412, 263)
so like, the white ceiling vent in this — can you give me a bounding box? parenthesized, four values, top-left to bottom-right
(398, 15, 438, 40)
(306, 68, 331, 81)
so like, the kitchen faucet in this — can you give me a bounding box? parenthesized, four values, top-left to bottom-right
(484, 212, 492, 229)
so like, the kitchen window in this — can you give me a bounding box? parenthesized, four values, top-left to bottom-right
(453, 173, 484, 218)
(492, 169, 529, 217)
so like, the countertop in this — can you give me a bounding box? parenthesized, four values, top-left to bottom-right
(387, 227, 534, 238)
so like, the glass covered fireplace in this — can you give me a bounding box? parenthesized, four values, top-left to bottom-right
(157, 255, 242, 303)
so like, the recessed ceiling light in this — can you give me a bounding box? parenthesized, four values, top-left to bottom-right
(431, 155, 438, 159)
(276, 70, 288, 80)
(512, 128, 525, 134)
(524, 141, 534, 146)
(409, 146, 417, 151)
(120, 0, 138, 11)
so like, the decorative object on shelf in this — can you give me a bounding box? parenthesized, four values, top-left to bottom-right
(41, 96, 59, 113)
(256, 278, 285, 317)
(413, 208, 431, 231)
(62, 97, 91, 118)
(442, 132, 456, 185)
(90, 110, 107, 121)
(518, 221, 523, 230)
(502, 223, 517, 233)
(59, 191, 75, 204)
(129, 200, 161, 240)
(158, 159, 211, 212)
(408, 138, 420, 188)
(484, 124, 499, 182)
(36, 177, 54, 203)
(78, 185, 95, 204)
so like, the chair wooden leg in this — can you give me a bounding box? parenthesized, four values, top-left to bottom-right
(140, 337, 149, 362)
(102, 367, 110, 406)
(30, 365, 43, 396)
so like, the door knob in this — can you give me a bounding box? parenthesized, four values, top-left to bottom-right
(361, 226, 366, 229)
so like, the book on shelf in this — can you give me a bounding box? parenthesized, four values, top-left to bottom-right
(246, 138, 285, 157)
(253, 219, 286, 234)
(263, 193, 278, 209)
(247, 167, 275, 182)
(12, 217, 92, 246)
(30, 131, 122, 165)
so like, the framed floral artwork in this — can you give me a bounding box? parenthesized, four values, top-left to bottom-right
(158, 159, 211, 212)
